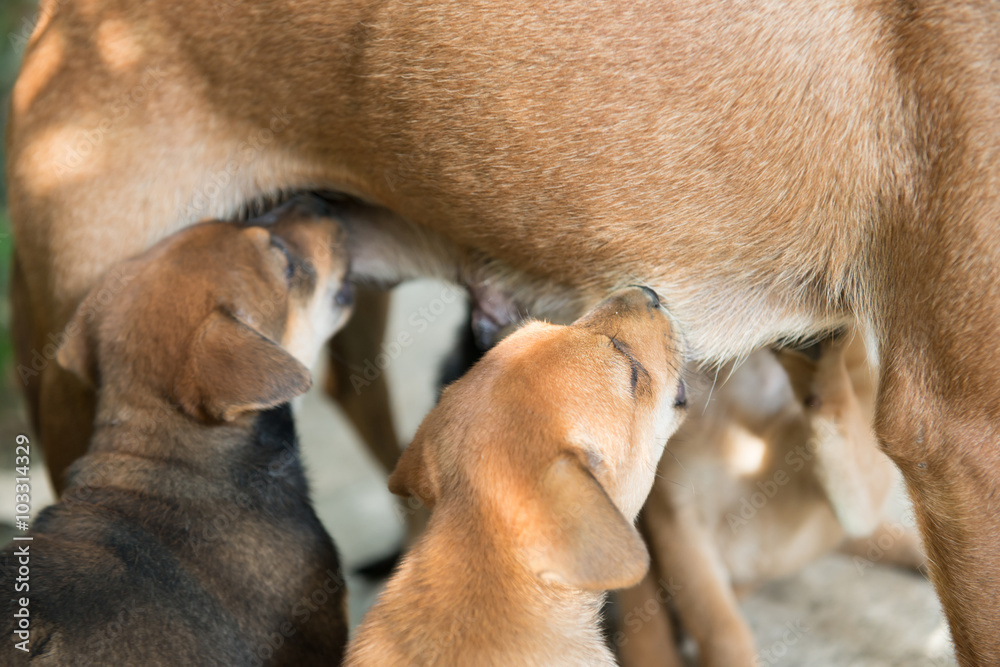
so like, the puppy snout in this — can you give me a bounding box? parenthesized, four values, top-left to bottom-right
(574, 286, 672, 336)
(289, 194, 335, 219)
(600, 286, 663, 314)
(247, 194, 334, 226)
(631, 284, 661, 307)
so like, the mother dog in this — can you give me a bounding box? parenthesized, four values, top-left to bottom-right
(7, 1, 1000, 663)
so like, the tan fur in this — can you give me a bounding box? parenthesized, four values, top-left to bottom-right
(7, 1, 1000, 661)
(348, 287, 686, 665)
(618, 333, 924, 666)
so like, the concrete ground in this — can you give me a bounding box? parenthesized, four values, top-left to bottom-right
(2, 279, 956, 665)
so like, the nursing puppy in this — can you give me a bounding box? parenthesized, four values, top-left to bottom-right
(617, 332, 923, 666)
(1, 199, 352, 665)
(347, 286, 687, 666)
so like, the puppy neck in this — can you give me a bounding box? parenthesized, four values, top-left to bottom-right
(69, 390, 305, 498)
(352, 502, 615, 665)
(85, 386, 242, 457)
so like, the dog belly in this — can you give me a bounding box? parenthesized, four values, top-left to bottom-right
(9, 0, 904, 361)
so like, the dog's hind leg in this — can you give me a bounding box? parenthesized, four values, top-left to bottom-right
(614, 569, 684, 667)
(324, 286, 401, 474)
(11, 250, 94, 495)
(323, 286, 431, 550)
(10, 251, 40, 437)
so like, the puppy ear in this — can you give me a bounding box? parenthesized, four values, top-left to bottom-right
(56, 300, 98, 387)
(177, 309, 312, 422)
(388, 430, 438, 509)
(526, 456, 649, 590)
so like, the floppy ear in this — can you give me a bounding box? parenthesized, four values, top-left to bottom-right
(525, 456, 649, 590)
(176, 309, 312, 422)
(56, 299, 98, 387)
(388, 429, 438, 509)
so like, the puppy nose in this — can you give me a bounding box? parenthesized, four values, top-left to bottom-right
(335, 281, 355, 307)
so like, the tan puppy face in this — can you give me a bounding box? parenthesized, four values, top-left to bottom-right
(57, 198, 353, 422)
(391, 286, 686, 590)
(255, 204, 355, 369)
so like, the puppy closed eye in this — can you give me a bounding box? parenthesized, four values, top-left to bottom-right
(607, 335, 649, 396)
(269, 237, 317, 290)
(268, 236, 297, 282)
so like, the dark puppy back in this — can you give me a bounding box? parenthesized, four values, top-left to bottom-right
(0, 403, 347, 666)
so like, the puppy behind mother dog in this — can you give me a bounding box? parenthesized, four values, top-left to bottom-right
(8, 1, 1000, 662)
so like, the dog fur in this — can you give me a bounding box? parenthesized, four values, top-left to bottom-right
(8, 2, 1000, 662)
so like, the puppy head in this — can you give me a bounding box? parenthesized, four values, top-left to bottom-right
(57, 196, 353, 422)
(391, 286, 686, 590)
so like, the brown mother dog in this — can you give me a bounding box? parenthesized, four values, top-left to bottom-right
(7, 1, 1000, 663)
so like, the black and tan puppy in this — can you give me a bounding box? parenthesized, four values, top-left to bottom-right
(1, 198, 352, 665)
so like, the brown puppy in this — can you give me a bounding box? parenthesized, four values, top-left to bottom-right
(9, 2, 1000, 661)
(617, 333, 923, 666)
(1, 199, 352, 665)
(347, 287, 686, 666)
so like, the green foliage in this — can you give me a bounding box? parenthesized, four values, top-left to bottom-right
(1, 1, 39, 383)
(2, 1, 38, 204)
